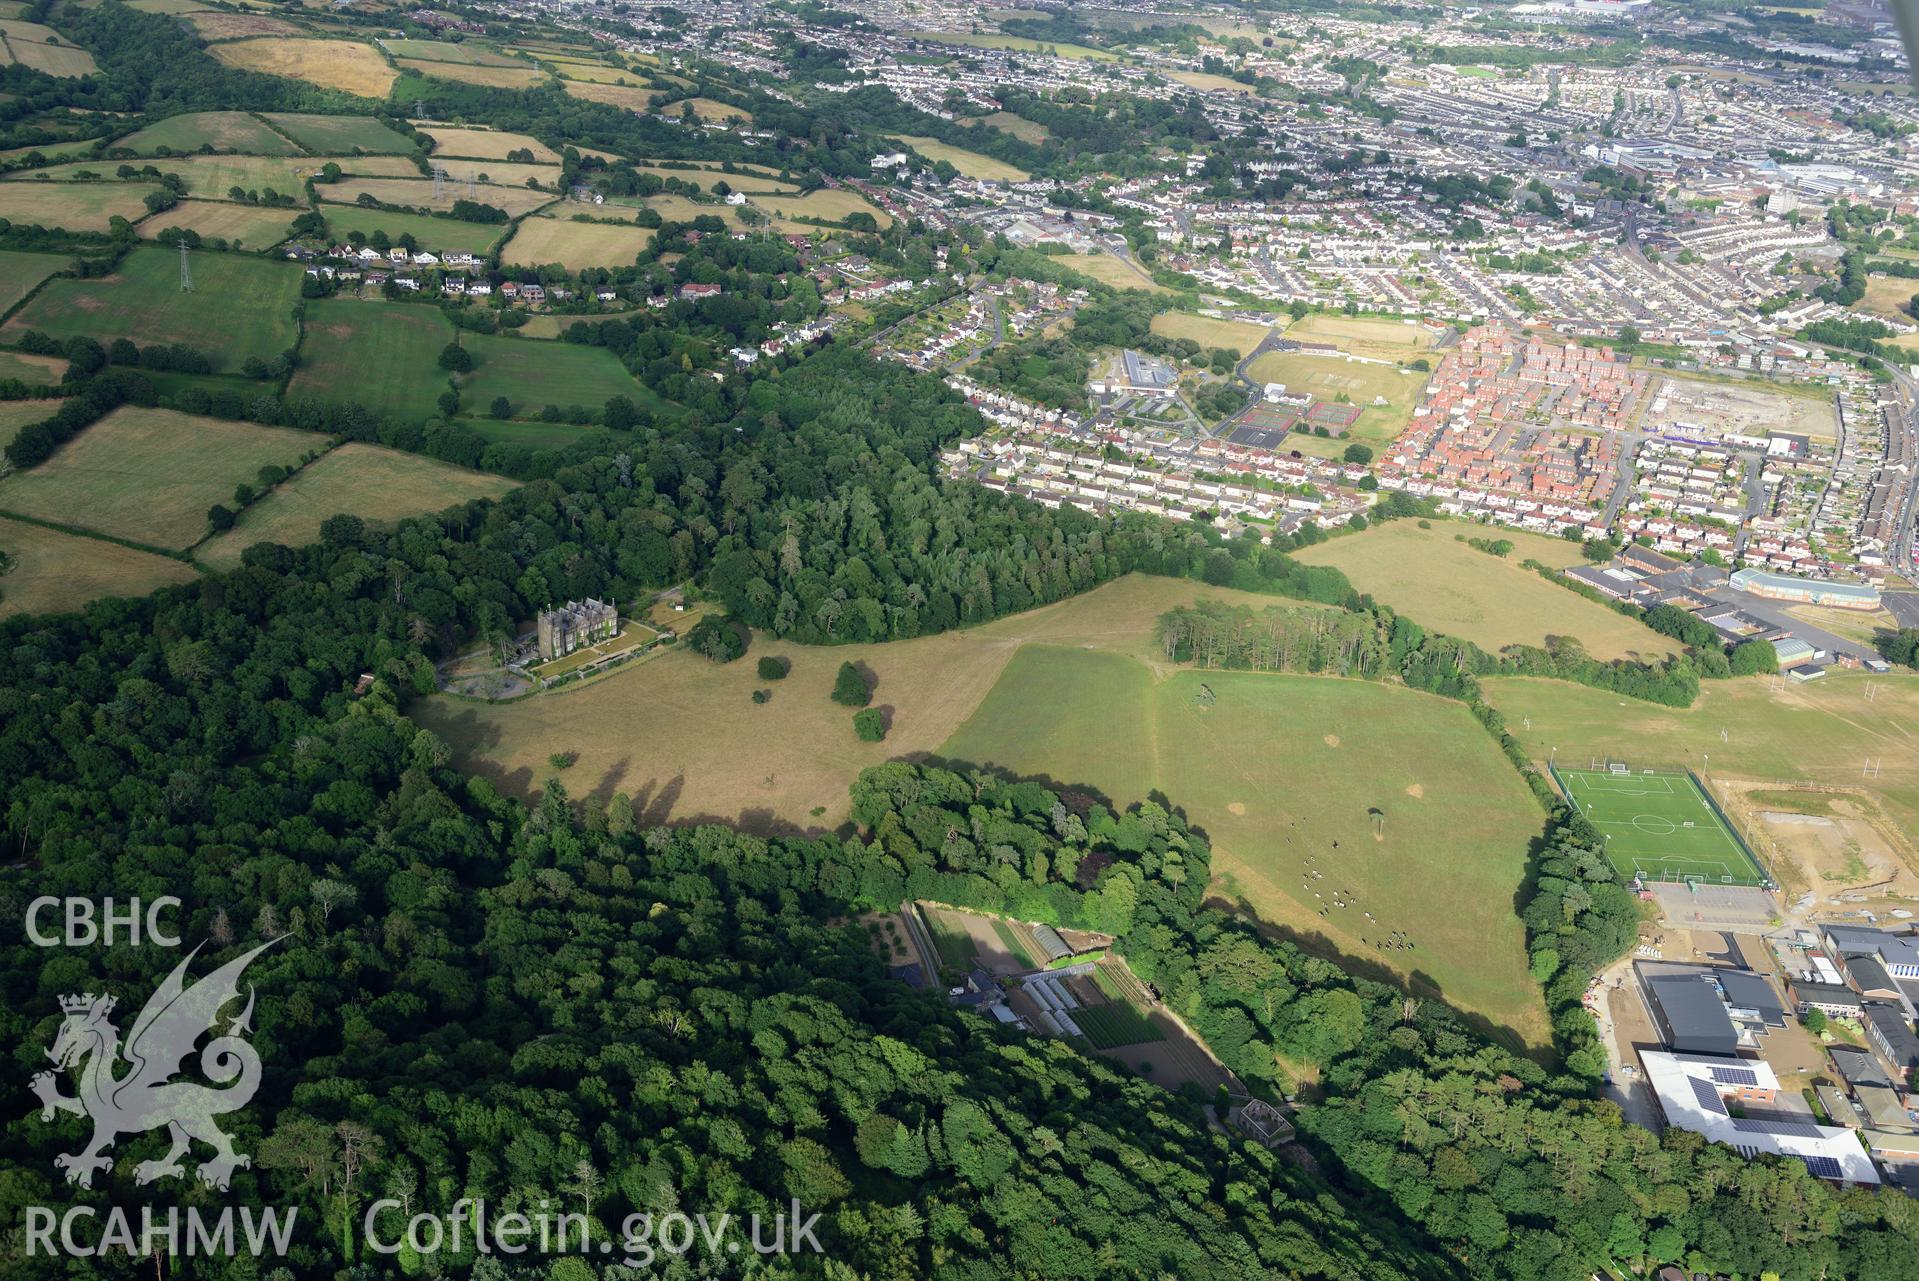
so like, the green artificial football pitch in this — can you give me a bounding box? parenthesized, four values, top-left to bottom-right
(1554, 766, 1768, 886)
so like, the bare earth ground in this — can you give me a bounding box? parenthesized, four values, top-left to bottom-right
(1717, 779, 1919, 906)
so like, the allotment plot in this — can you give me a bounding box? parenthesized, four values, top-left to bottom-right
(1554, 765, 1768, 886)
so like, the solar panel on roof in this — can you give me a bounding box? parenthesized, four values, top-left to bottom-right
(1709, 1066, 1758, 1086)
(1734, 1117, 1823, 1138)
(1688, 1076, 1729, 1115)
(1800, 1155, 1845, 1180)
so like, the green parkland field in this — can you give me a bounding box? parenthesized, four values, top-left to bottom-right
(1553, 765, 1768, 886)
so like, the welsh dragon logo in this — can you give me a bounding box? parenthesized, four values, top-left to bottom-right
(30, 940, 276, 1191)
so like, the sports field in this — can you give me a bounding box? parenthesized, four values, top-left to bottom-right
(0, 182, 165, 231)
(1485, 671, 1919, 844)
(501, 216, 653, 270)
(0, 516, 198, 619)
(289, 299, 453, 422)
(1294, 520, 1678, 661)
(0, 248, 64, 315)
(884, 135, 1028, 182)
(137, 199, 298, 248)
(0, 407, 318, 550)
(117, 111, 297, 156)
(196, 443, 515, 569)
(213, 39, 398, 97)
(418, 573, 1551, 1044)
(1242, 351, 1427, 444)
(260, 113, 414, 153)
(316, 203, 506, 255)
(459, 333, 638, 418)
(2, 245, 302, 368)
(1555, 766, 1764, 885)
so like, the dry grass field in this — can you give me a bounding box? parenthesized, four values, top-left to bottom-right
(560, 80, 659, 112)
(136, 199, 297, 247)
(1150, 311, 1274, 355)
(0, 399, 59, 450)
(0, 516, 198, 619)
(260, 112, 413, 153)
(0, 21, 100, 76)
(1287, 312, 1437, 358)
(0, 355, 64, 388)
(907, 30, 1117, 60)
(396, 58, 543, 89)
(1168, 69, 1257, 94)
(1488, 670, 1919, 849)
(3, 244, 302, 365)
(420, 576, 1324, 826)
(942, 647, 1550, 1044)
(6, 154, 417, 193)
(214, 39, 398, 97)
(0, 407, 319, 550)
(423, 159, 561, 188)
(627, 163, 800, 193)
(315, 202, 505, 254)
(1858, 274, 1917, 325)
(662, 97, 753, 124)
(1242, 350, 1428, 444)
(420, 571, 1552, 1043)
(379, 37, 525, 65)
(885, 135, 1028, 182)
(546, 59, 644, 85)
(196, 443, 515, 568)
(422, 126, 559, 162)
(0, 248, 64, 314)
(972, 111, 1049, 142)
(117, 111, 298, 155)
(0, 181, 167, 230)
(1295, 521, 1678, 660)
(753, 189, 891, 229)
(186, 10, 303, 39)
(286, 298, 452, 423)
(1056, 252, 1168, 293)
(501, 216, 653, 270)
(327, 176, 556, 217)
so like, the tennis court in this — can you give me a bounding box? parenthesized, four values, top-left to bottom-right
(1554, 764, 1769, 887)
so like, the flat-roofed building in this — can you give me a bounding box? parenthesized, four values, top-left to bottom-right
(1729, 567, 1881, 610)
(1640, 1051, 1880, 1184)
